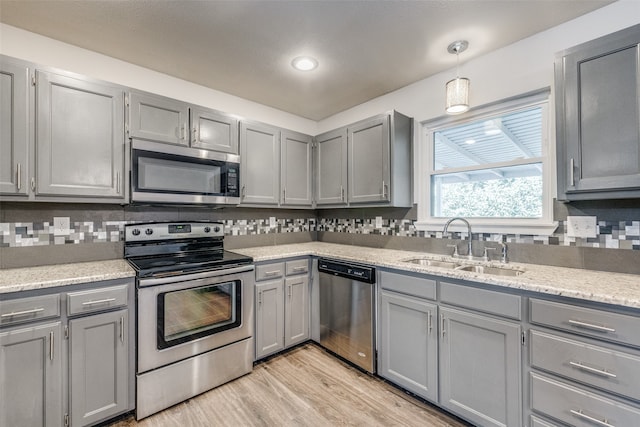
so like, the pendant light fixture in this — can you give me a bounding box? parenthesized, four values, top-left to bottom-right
(445, 40, 470, 114)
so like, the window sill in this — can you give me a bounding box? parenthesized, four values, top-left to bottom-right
(415, 220, 559, 236)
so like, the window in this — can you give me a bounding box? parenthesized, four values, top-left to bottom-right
(417, 89, 557, 235)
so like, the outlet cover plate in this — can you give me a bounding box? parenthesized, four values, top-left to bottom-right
(53, 217, 70, 236)
(566, 216, 597, 238)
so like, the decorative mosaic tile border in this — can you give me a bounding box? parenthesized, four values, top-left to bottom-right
(1, 217, 638, 250)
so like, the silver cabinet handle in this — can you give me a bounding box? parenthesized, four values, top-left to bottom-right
(258, 291, 262, 306)
(116, 172, 121, 194)
(292, 266, 306, 272)
(49, 331, 54, 361)
(31, 177, 36, 192)
(569, 361, 617, 378)
(569, 158, 575, 187)
(82, 297, 116, 306)
(193, 127, 198, 142)
(241, 185, 246, 200)
(16, 163, 21, 190)
(180, 124, 187, 141)
(570, 409, 614, 427)
(283, 188, 286, 202)
(340, 185, 345, 201)
(568, 319, 616, 333)
(264, 270, 281, 277)
(428, 312, 433, 335)
(289, 280, 304, 286)
(288, 285, 292, 298)
(120, 316, 125, 343)
(382, 180, 388, 199)
(1, 307, 45, 318)
(441, 314, 446, 338)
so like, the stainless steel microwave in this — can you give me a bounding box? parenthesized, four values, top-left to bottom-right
(131, 139, 240, 205)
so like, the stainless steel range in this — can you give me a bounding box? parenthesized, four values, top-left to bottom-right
(124, 222, 254, 420)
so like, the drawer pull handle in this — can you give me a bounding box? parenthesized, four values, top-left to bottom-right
(570, 409, 615, 427)
(568, 319, 616, 333)
(292, 267, 306, 272)
(263, 271, 281, 277)
(82, 298, 116, 306)
(1, 307, 45, 318)
(49, 331, 54, 361)
(569, 361, 617, 378)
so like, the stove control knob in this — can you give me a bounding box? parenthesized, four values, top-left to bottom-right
(214, 226, 221, 233)
(145, 228, 153, 236)
(204, 226, 211, 233)
(131, 229, 141, 236)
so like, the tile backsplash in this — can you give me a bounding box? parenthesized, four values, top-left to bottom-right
(2, 216, 638, 251)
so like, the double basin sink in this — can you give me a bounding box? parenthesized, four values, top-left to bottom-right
(403, 258, 524, 277)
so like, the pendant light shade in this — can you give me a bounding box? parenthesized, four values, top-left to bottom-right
(446, 77, 470, 114)
(445, 41, 470, 115)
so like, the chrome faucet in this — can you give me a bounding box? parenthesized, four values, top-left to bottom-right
(499, 235, 509, 263)
(443, 217, 473, 259)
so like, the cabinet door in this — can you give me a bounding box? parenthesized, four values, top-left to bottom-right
(0, 322, 63, 427)
(191, 107, 239, 154)
(348, 115, 390, 204)
(558, 27, 640, 198)
(439, 306, 521, 427)
(239, 121, 280, 205)
(255, 279, 284, 359)
(284, 275, 309, 347)
(315, 128, 348, 205)
(379, 290, 438, 402)
(128, 91, 189, 145)
(281, 130, 313, 207)
(36, 71, 125, 198)
(0, 59, 29, 196)
(69, 309, 128, 427)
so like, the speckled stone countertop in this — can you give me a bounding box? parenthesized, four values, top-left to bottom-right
(234, 242, 640, 310)
(0, 259, 136, 294)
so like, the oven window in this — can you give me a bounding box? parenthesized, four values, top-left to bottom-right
(138, 155, 222, 194)
(157, 280, 241, 349)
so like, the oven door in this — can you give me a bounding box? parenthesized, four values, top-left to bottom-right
(131, 139, 240, 205)
(137, 265, 253, 373)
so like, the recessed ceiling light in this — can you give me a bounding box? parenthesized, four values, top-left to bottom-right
(291, 56, 318, 71)
(465, 139, 476, 145)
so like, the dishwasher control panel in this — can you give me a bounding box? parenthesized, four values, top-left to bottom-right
(318, 258, 375, 283)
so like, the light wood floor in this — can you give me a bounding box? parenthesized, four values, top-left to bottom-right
(110, 344, 469, 427)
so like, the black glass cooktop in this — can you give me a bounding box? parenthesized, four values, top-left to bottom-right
(127, 250, 252, 278)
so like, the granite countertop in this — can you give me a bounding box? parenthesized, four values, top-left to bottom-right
(234, 242, 640, 310)
(0, 259, 136, 294)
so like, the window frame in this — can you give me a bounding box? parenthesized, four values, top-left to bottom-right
(416, 88, 558, 235)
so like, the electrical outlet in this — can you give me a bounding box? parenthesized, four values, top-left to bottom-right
(53, 217, 70, 236)
(269, 216, 276, 228)
(566, 216, 597, 238)
(375, 216, 383, 229)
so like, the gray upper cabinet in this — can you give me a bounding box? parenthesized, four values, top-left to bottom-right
(190, 106, 239, 154)
(348, 115, 391, 204)
(316, 111, 412, 208)
(315, 128, 348, 206)
(0, 321, 63, 427)
(69, 309, 128, 427)
(240, 121, 281, 205)
(36, 70, 125, 199)
(439, 306, 522, 427)
(281, 130, 313, 207)
(128, 91, 189, 146)
(0, 57, 29, 196)
(556, 24, 640, 200)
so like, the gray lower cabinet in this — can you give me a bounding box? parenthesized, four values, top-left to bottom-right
(439, 306, 522, 427)
(36, 70, 125, 199)
(240, 121, 281, 205)
(69, 309, 128, 427)
(281, 130, 313, 207)
(556, 23, 640, 200)
(315, 128, 348, 206)
(255, 279, 285, 359)
(379, 290, 438, 401)
(0, 321, 63, 427)
(0, 57, 29, 196)
(255, 259, 310, 360)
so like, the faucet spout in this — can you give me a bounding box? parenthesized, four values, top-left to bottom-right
(443, 217, 473, 258)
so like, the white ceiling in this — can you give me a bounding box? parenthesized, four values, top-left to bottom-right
(0, 0, 612, 120)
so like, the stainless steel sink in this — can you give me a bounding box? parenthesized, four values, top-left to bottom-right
(455, 265, 524, 276)
(403, 258, 460, 269)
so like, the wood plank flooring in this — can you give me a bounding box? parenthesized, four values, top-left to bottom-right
(110, 344, 469, 427)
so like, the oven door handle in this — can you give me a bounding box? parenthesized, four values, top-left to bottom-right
(138, 264, 255, 287)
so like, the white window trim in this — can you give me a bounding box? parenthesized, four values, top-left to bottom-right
(415, 88, 558, 236)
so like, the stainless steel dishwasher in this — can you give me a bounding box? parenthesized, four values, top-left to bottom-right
(318, 258, 376, 373)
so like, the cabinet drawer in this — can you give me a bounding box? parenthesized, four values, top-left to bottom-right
(530, 330, 640, 402)
(255, 263, 285, 281)
(531, 372, 640, 426)
(380, 271, 436, 300)
(67, 285, 128, 316)
(530, 299, 640, 348)
(440, 281, 521, 320)
(285, 259, 308, 276)
(0, 294, 60, 326)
